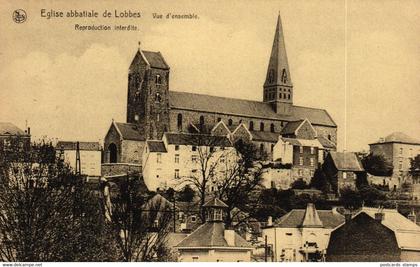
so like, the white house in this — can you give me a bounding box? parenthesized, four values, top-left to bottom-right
(262, 203, 344, 262)
(56, 141, 102, 177)
(142, 132, 237, 191)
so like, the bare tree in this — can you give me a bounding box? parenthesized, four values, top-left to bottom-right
(103, 173, 173, 262)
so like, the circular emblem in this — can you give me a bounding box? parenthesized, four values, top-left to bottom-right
(13, 9, 27, 23)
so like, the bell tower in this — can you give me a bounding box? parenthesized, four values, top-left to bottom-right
(263, 13, 293, 115)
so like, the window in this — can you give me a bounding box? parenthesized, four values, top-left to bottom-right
(174, 169, 180, 179)
(343, 172, 347, 179)
(299, 156, 303, 165)
(191, 215, 197, 222)
(157, 153, 162, 163)
(192, 146, 197, 152)
(288, 94, 291, 100)
(156, 174, 160, 179)
(328, 134, 332, 141)
(199, 116, 204, 127)
(260, 122, 264, 131)
(310, 170, 314, 177)
(191, 155, 198, 162)
(192, 256, 199, 262)
(298, 169, 303, 176)
(249, 121, 254, 131)
(279, 93, 282, 99)
(156, 114, 160, 122)
(155, 74, 162, 85)
(260, 144, 264, 155)
(399, 161, 403, 169)
(228, 119, 233, 126)
(134, 114, 139, 121)
(155, 92, 162, 103)
(217, 117, 221, 122)
(300, 146, 304, 153)
(281, 121, 284, 127)
(271, 144, 274, 152)
(270, 123, 275, 133)
(310, 158, 314, 167)
(310, 147, 315, 154)
(175, 145, 180, 151)
(191, 169, 197, 176)
(210, 146, 214, 153)
(400, 147, 403, 155)
(177, 114, 182, 131)
(220, 156, 225, 163)
(175, 154, 179, 163)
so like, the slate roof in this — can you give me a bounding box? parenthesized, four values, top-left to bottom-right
(0, 122, 27, 136)
(318, 136, 337, 149)
(302, 203, 323, 228)
(371, 132, 420, 145)
(273, 209, 345, 229)
(114, 122, 145, 141)
(142, 50, 170, 70)
(203, 198, 229, 208)
(169, 91, 336, 127)
(164, 132, 232, 147)
(250, 130, 280, 142)
(146, 140, 167, 152)
(329, 152, 364, 172)
(280, 120, 303, 135)
(56, 141, 100, 151)
(175, 222, 252, 249)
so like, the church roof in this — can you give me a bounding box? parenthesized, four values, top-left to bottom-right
(56, 141, 100, 151)
(175, 222, 252, 249)
(164, 132, 232, 147)
(0, 122, 27, 136)
(371, 132, 420, 145)
(142, 50, 170, 70)
(114, 122, 145, 141)
(318, 136, 337, 149)
(169, 91, 336, 127)
(329, 152, 364, 172)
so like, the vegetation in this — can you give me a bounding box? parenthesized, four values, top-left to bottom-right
(361, 153, 393, 176)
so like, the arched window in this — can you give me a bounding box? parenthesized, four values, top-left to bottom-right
(270, 123, 275, 132)
(217, 117, 221, 122)
(260, 144, 264, 156)
(155, 74, 162, 85)
(200, 116, 205, 126)
(260, 122, 264, 131)
(108, 143, 117, 163)
(228, 119, 233, 126)
(328, 134, 332, 141)
(249, 121, 254, 131)
(177, 114, 183, 131)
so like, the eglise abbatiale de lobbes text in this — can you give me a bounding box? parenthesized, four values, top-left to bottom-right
(103, 14, 338, 190)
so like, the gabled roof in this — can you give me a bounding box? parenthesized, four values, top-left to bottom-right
(164, 132, 232, 147)
(0, 122, 27, 136)
(113, 122, 145, 141)
(280, 120, 303, 135)
(203, 198, 228, 208)
(272, 208, 344, 229)
(302, 203, 323, 228)
(280, 137, 323, 148)
(371, 132, 420, 146)
(146, 140, 167, 153)
(56, 141, 100, 151)
(169, 91, 336, 127)
(318, 136, 337, 149)
(250, 130, 280, 143)
(175, 222, 252, 249)
(329, 152, 364, 172)
(142, 50, 170, 69)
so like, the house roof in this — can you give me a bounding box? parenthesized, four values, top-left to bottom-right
(56, 141, 100, 151)
(169, 91, 336, 127)
(280, 137, 323, 148)
(146, 140, 167, 152)
(351, 207, 420, 250)
(164, 132, 232, 147)
(302, 203, 323, 228)
(371, 132, 420, 145)
(250, 130, 280, 142)
(318, 136, 337, 149)
(0, 122, 27, 136)
(142, 50, 170, 70)
(329, 152, 364, 172)
(114, 122, 145, 141)
(273, 208, 344, 229)
(175, 222, 252, 249)
(203, 198, 229, 208)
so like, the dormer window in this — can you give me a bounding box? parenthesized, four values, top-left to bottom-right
(155, 74, 162, 85)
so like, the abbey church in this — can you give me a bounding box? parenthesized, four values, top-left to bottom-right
(104, 14, 337, 168)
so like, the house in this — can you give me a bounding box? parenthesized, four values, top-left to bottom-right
(56, 141, 101, 177)
(175, 198, 253, 262)
(327, 207, 420, 262)
(262, 203, 345, 262)
(369, 132, 420, 190)
(0, 122, 31, 156)
(103, 13, 337, 168)
(142, 132, 236, 191)
(322, 152, 365, 194)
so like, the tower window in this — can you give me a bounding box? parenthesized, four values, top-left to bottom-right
(155, 92, 162, 102)
(279, 93, 282, 99)
(283, 93, 286, 99)
(155, 74, 162, 85)
(228, 119, 233, 126)
(260, 122, 264, 131)
(270, 123, 275, 133)
(249, 121, 254, 131)
(288, 94, 291, 100)
(177, 114, 183, 131)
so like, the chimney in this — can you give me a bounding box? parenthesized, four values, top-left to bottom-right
(408, 209, 417, 224)
(27, 127, 31, 135)
(267, 216, 273, 226)
(375, 212, 384, 222)
(224, 229, 235, 247)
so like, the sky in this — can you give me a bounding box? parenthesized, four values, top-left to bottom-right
(0, 0, 419, 152)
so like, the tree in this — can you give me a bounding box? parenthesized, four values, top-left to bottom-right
(310, 167, 330, 192)
(0, 139, 115, 261)
(291, 178, 309, 190)
(103, 173, 173, 262)
(177, 185, 195, 202)
(339, 187, 362, 211)
(409, 154, 420, 181)
(361, 153, 393, 176)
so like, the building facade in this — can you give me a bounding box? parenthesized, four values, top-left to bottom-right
(0, 122, 31, 156)
(103, 13, 337, 168)
(369, 132, 420, 189)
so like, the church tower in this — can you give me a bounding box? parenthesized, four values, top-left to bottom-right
(126, 42, 170, 140)
(263, 13, 293, 115)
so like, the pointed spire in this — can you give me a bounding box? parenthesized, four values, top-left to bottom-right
(264, 12, 293, 88)
(302, 203, 323, 228)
